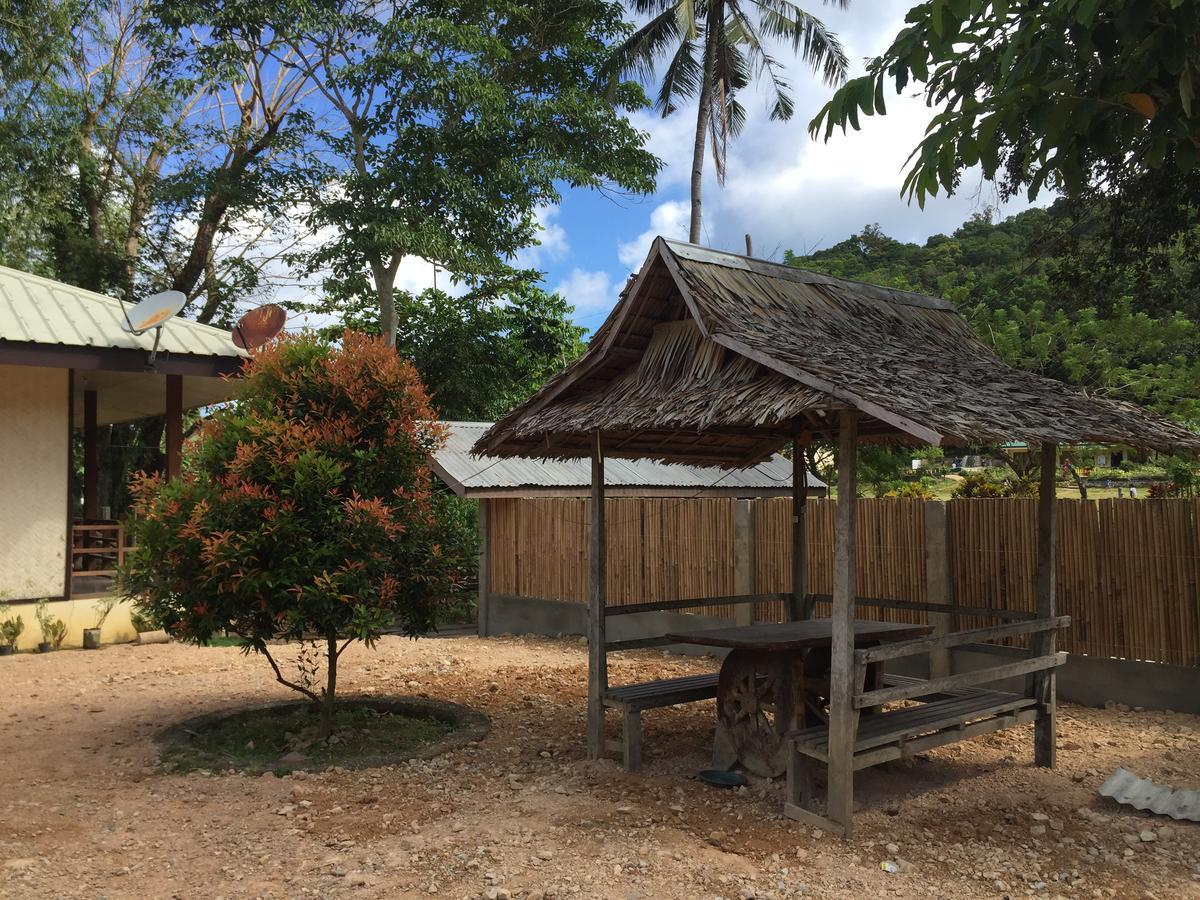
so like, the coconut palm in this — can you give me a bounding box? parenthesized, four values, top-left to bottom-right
(605, 0, 850, 243)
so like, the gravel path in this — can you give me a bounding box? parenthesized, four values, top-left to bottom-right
(1, 635, 1197, 899)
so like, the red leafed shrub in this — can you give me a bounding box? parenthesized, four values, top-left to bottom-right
(123, 332, 464, 738)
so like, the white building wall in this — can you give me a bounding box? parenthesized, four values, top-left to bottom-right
(0, 365, 68, 600)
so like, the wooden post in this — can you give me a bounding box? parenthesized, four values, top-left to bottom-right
(744, 233, 754, 256)
(587, 433, 608, 759)
(791, 437, 809, 621)
(164, 374, 183, 480)
(827, 409, 860, 835)
(734, 499, 755, 625)
(1033, 442, 1058, 767)
(83, 389, 99, 518)
(924, 501, 953, 678)
(477, 499, 491, 637)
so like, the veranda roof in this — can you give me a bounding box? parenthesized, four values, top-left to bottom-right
(475, 238, 1200, 467)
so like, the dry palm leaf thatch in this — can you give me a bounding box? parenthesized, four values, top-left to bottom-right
(476, 238, 1200, 467)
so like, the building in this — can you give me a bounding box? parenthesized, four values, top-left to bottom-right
(0, 266, 244, 648)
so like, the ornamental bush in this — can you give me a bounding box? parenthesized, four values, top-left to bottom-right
(123, 332, 464, 738)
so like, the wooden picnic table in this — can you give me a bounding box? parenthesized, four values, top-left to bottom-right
(665, 619, 932, 777)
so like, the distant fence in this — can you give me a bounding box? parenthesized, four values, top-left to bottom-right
(485, 497, 1200, 668)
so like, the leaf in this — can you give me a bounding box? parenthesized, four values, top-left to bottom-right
(932, 0, 945, 37)
(1180, 65, 1194, 117)
(1125, 92, 1158, 119)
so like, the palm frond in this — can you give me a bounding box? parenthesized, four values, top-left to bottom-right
(599, 7, 683, 88)
(726, 2, 796, 121)
(657, 39, 703, 116)
(748, 0, 849, 86)
(709, 36, 750, 183)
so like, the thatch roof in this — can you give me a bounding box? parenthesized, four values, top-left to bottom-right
(476, 239, 1200, 467)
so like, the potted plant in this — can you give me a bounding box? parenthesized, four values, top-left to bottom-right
(0, 601, 21, 655)
(35, 599, 66, 652)
(83, 595, 117, 649)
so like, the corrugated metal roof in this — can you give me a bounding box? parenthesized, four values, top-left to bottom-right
(434, 421, 823, 497)
(1099, 768, 1200, 821)
(0, 265, 244, 358)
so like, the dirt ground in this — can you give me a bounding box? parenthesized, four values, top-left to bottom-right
(1, 635, 1197, 899)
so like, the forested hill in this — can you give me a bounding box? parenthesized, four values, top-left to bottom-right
(784, 203, 1200, 425)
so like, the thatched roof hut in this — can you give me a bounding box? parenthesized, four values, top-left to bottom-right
(474, 238, 1200, 467)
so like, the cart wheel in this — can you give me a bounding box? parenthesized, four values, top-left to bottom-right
(716, 650, 803, 777)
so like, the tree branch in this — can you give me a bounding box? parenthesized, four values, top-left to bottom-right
(261, 643, 321, 704)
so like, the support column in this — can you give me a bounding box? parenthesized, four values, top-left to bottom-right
(733, 499, 755, 626)
(83, 390, 99, 518)
(924, 501, 953, 679)
(476, 499, 491, 637)
(791, 437, 810, 621)
(827, 410, 860, 835)
(1033, 442, 1058, 767)
(165, 374, 183, 480)
(586, 433, 608, 759)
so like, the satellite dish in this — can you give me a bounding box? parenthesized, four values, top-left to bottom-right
(232, 303, 287, 351)
(120, 290, 186, 335)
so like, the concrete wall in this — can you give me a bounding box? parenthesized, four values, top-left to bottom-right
(0, 365, 68, 600)
(5, 597, 137, 652)
(481, 593, 1200, 712)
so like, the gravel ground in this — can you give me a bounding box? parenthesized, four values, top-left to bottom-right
(1, 634, 1197, 899)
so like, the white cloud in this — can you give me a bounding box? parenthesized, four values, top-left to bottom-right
(515, 204, 570, 270)
(617, 200, 690, 268)
(553, 267, 618, 319)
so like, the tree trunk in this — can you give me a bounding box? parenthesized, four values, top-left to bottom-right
(689, 16, 719, 244)
(320, 632, 338, 741)
(371, 257, 402, 347)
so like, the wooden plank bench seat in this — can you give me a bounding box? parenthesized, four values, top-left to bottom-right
(790, 689, 1039, 770)
(602, 673, 720, 771)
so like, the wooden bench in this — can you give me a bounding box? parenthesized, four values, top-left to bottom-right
(602, 673, 720, 771)
(784, 615, 1069, 829)
(595, 593, 784, 771)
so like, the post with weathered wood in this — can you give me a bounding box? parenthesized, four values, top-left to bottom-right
(791, 437, 809, 621)
(1032, 442, 1058, 767)
(924, 501, 953, 679)
(587, 433, 608, 759)
(476, 499, 491, 637)
(83, 389, 99, 518)
(734, 499, 755, 625)
(827, 410, 860, 835)
(164, 373, 183, 480)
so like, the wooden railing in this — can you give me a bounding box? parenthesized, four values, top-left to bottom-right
(70, 521, 134, 597)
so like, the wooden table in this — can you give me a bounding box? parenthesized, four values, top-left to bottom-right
(665, 619, 932, 777)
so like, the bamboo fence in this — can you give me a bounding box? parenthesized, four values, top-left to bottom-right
(486, 497, 1200, 667)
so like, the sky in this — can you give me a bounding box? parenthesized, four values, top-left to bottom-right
(514, 0, 1044, 334)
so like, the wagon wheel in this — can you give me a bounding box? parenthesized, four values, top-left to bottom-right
(716, 650, 804, 777)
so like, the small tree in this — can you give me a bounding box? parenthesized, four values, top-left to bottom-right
(123, 332, 463, 739)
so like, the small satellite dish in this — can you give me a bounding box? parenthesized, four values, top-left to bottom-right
(120, 290, 186, 335)
(232, 303, 287, 351)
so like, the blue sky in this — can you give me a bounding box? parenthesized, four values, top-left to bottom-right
(513, 0, 1043, 334)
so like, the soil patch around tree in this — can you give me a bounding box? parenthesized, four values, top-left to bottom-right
(157, 696, 489, 774)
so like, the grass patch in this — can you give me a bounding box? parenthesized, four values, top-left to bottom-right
(205, 635, 243, 648)
(162, 702, 458, 774)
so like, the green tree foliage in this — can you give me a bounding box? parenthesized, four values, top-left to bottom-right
(266, 0, 660, 344)
(123, 332, 465, 738)
(318, 284, 586, 420)
(809, 0, 1200, 207)
(786, 205, 1200, 425)
(604, 0, 849, 242)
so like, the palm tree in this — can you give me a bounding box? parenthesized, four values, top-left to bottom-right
(605, 1, 850, 243)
